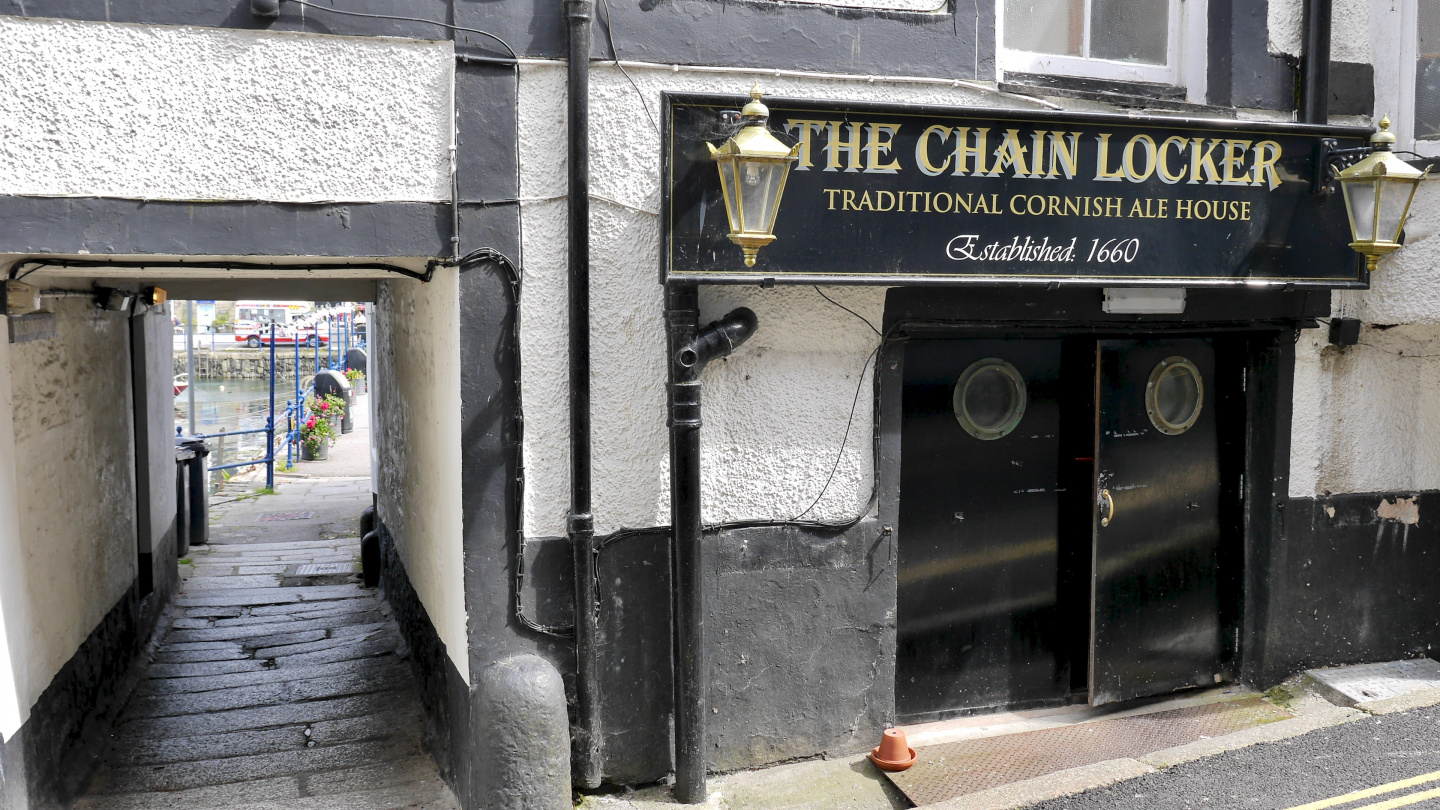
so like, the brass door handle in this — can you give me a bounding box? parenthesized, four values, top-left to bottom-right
(1099, 489, 1116, 527)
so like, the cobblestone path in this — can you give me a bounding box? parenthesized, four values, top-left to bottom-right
(75, 477, 458, 810)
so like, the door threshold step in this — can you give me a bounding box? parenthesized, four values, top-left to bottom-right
(885, 693, 1291, 806)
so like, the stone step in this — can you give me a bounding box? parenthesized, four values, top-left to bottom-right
(123, 667, 411, 719)
(117, 704, 425, 766)
(163, 612, 385, 646)
(91, 736, 425, 795)
(117, 691, 412, 740)
(174, 585, 369, 608)
(138, 657, 403, 697)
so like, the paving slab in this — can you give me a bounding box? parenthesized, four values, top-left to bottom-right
(269, 634, 402, 668)
(146, 658, 275, 679)
(246, 595, 378, 616)
(254, 627, 393, 659)
(182, 574, 287, 590)
(152, 646, 252, 664)
(1305, 658, 1440, 708)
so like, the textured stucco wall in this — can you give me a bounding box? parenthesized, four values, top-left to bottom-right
(7, 299, 137, 720)
(517, 64, 1010, 537)
(1267, 0, 1372, 63)
(0, 16, 453, 203)
(0, 329, 26, 741)
(781, 0, 945, 12)
(1290, 324, 1440, 498)
(1290, 180, 1440, 498)
(373, 270, 468, 683)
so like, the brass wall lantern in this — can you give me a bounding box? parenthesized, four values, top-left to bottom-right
(708, 85, 801, 267)
(1318, 117, 1431, 272)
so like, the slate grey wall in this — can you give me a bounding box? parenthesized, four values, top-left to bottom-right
(1250, 491, 1440, 687)
(8, 0, 992, 80)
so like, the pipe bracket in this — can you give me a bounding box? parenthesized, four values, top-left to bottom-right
(668, 381, 703, 429)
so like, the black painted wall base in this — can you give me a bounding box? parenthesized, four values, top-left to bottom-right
(1251, 491, 1440, 687)
(589, 518, 897, 783)
(377, 520, 474, 809)
(5, 565, 174, 810)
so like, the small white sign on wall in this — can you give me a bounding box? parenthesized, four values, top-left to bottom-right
(1102, 287, 1187, 314)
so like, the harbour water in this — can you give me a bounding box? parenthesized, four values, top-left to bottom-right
(174, 379, 283, 464)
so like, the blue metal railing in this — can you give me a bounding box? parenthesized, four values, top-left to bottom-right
(182, 315, 366, 490)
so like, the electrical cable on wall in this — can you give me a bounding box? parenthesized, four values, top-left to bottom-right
(596, 0, 659, 135)
(455, 247, 575, 639)
(283, 0, 518, 60)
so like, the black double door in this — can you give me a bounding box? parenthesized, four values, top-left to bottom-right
(897, 336, 1227, 720)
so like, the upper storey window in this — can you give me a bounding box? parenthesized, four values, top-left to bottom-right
(1414, 1, 1440, 146)
(1384, 0, 1440, 156)
(1000, 0, 1184, 87)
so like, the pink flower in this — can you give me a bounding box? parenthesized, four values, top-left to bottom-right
(306, 418, 316, 429)
(319, 402, 329, 411)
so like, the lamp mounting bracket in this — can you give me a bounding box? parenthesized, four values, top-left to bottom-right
(1313, 138, 1375, 195)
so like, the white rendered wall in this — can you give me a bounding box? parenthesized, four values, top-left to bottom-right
(1289, 323, 1440, 497)
(1272, 0, 1370, 62)
(1268, 0, 1373, 63)
(777, 0, 945, 13)
(517, 64, 1013, 537)
(0, 16, 453, 203)
(8, 299, 138, 719)
(0, 328, 28, 741)
(373, 270, 468, 682)
(1290, 179, 1440, 497)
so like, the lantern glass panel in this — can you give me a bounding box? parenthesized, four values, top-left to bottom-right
(717, 159, 741, 234)
(738, 160, 786, 234)
(1378, 179, 1417, 243)
(1343, 178, 1378, 242)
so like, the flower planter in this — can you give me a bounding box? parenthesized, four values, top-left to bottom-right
(301, 442, 329, 461)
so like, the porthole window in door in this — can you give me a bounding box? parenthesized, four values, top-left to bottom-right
(953, 358, 1028, 440)
(1146, 357, 1203, 435)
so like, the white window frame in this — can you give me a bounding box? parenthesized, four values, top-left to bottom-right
(996, 0, 1209, 105)
(1373, 0, 1440, 157)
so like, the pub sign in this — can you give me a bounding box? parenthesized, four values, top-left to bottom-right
(662, 93, 1372, 287)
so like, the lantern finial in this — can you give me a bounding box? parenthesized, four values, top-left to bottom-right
(1372, 115, 1396, 148)
(741, 83, 769, 120)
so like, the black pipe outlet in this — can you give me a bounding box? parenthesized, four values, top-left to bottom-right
(676, 308, 759, 371)
(667, 296, 760, 803)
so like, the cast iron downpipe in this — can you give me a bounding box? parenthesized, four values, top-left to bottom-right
(568, 0, 603, 791)
(1300, 0, 1332, 124)
(666, 286, 760, 803)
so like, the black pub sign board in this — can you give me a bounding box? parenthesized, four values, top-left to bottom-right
(662, 93, 1372, 287)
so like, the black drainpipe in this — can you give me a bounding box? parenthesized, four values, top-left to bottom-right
(568, 0, 602, 791)
(1299, 0, 1332, 124)
(666, 286, 759, 803)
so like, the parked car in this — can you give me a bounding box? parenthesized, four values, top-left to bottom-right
(235, 325, 328, 348)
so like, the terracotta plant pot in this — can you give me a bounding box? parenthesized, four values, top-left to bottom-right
(869, 728, 917, 772)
